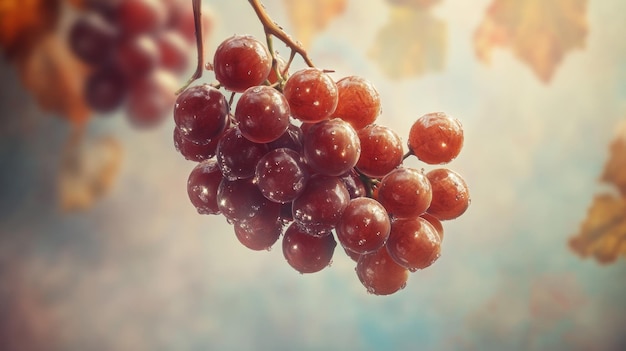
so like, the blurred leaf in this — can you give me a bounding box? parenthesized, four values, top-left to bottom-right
(282, 0, 347, 49)
(16, 34, 91, 126)
(369, 6, 446, 80)
(385, 0, 441, 10)
(474, 0, 587, 82)
(58, 134, 123, 212)
(0, 0, 60, 58)
(601, 122, 626, 196)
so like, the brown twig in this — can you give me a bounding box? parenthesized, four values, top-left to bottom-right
(248, 0, 315, 68)
(176, 0, 204, 94)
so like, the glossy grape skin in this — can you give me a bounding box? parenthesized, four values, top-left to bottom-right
(336, 197, 391, 255)
(217, 178, 280, 223)
(69, 14, 117, 64)
(377, 168, 432, 219)
(117, 0, 166, 36)
(303, 118, 361, 176)
(292, 174, 350, 235)
(344, 247, 362, 262)
(386, 217, 441, 271)
(282, 222, 337, 274)
(216, 127, 269, 180)
(356, 246, 409, 295)
(420, 213, 444, 240)
(173, 119, 228, 162)
(126, 69, 177, 128)
(339, 169, 366, 199)
(234, 220, 282, 251)
(426, 168, 470, 220)
(187, 159, 223, 215)
(283, 68, 338, 123)
(267, 123, 303, 152)
(235, 86, 290, 143)
(213, 35, 272, 92)
(408, 112, 464, 165)
(255, 148, 309, 203)
(333, 76, 381, 130)
(174, 84, 229, 144)
(356, 124, 403, 178)
(85, 65, 127, 113)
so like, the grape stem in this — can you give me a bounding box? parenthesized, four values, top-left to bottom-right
(248, 0, 315, 68)
(176, 0, 204, 94)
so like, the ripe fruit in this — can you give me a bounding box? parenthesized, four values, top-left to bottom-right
(333, 76, 381, 130)
(408, 112, 464, 164)
(283, 68, 338, 122)
(213, 35, 272, 92)
(426, 168, 470, 220)
(174, 84, 229, 144)
(377, 168, 432, 219)
(303, 118, 361, 176)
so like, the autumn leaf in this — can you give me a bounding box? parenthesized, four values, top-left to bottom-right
(385, 0, 441, 10)
(16, 33, 91, 126)
(282, 0, 347, 49)
(474, 0, 587, 83)
(600, 121, 626, 197)
(569, 194, 626, 264)
(58, 134, 123, 212)
(0, 0, 60, 59)
(369, 6, 446, 80)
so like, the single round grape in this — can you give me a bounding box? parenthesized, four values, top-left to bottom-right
(213, 35, 272, 92)
(69, 14, 117, 64)
(187, 159, 223, 215)
(356, 124, 403, 178)
(292, 174, 350, 235)
(356, 246, 408, 295)
(386, 217, 441, 271)
(156, 30, 190, 73)
(115, 34, 159, 78)
(339, 169, 366, 199)
(336, 197, 391, 255)
(420, 213, 444, 241)
(217, 178, 280, 222)
(85, 65, 127, 113)
(255, 148, 309, 203)
(283, 68, 338, 123)
(267, 123, 303, 152)
(303, 118, 361, 176)
(426, 168, 470, 220)
(174, 84, 229, 144)
(282, 222, 337, 274)
(117, 0, 166, 36)
(408, 112, 464, 164)
(173, 121, 229, 162)
(377, 168, 432, 219)
(234, 220, 282, 251)
(235, 85, 290, 143)
(216, 127, 269, 180)
(333, 76, 381, 130)
(126, 69, 177, 128)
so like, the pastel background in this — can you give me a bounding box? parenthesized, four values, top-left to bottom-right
(1, 0, 625, 350)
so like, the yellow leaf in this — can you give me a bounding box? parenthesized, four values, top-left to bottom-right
(282, 0, 347, 49)
(569, 194, 626, 264)
(474, 0, 587, 82)
(369, 6, 446, 80)
(601, 121, 626, 197)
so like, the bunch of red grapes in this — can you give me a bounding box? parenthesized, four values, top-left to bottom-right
(68, 0, 208, 127)
(175, 34, 470, 295)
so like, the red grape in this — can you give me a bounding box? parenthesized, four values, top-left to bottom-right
(216, 127, 269, 180)
(187, 159, 223, 215)
(420, 213, 444, 240)
(156, 30, 190, 73)
(303, 118, 361, 176)
(234, 220, 282, 251)
(217, 177, 280, 223)
(339, 169, 366, 199)
(235, 86, 290, 143)
(333, 76, 381, 130)
(336, 197, 391, 255)
(213, 35, 272, 92)
(126, 69, 178, 128)
(174, 84, 229, 144)
(356, 246, 409, 295)
(85, 64, 127, 113)
(69, 13, 118, 65)
(255, 148, 309, 203)
(117, 0, 166, 36)
(377, 167, 432, 219)
(408, 112, 464, 164)
(283, 68, 338, 122)
(282, 222, 337, 274)
(267, 123, 304, 152)
(386, 217, 441, 271)
(426, 168, 470, 220)
(356, 124, 404, 178)
(115, 34, 159, 78)
(292, 174, 350, 235)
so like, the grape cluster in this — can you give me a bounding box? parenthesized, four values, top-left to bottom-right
(176, 34, 470, 295)
(68, 0, 210, 127)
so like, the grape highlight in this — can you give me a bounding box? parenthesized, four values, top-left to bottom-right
(176, 0, 471, 295)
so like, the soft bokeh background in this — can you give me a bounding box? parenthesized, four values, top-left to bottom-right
(1, 0, 625, 350)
